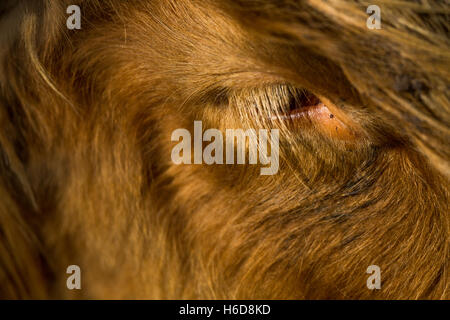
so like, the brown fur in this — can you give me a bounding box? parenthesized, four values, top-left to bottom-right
(0, 0, 448, 299)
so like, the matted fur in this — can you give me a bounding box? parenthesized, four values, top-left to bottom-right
(0, 0, 448, 299)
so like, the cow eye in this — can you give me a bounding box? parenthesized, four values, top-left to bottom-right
(274, 88, 362, 142)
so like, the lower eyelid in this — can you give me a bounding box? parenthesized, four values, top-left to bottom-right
(309, 101, 359, 141)
(317, 96, 363, 139)
(272, 93, 362, 142)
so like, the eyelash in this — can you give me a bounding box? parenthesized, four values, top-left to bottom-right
(287, 89, 321, 111)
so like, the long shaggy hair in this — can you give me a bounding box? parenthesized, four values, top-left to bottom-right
(0, 0, 448, 299)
